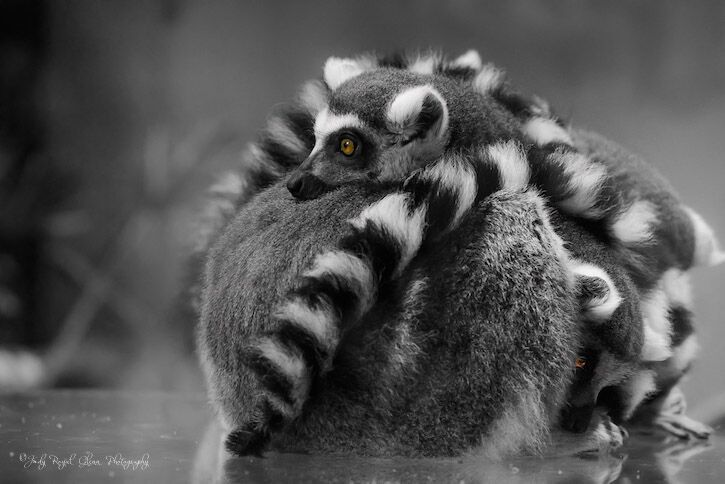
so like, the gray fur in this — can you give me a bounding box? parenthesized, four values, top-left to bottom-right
(199, 182, 586, 456)
(196, 50, 720, 457)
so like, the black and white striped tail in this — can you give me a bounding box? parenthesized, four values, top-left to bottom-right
(196, 80, 329, 256)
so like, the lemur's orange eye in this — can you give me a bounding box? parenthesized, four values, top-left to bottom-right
(575, 357, 587, 369)
(340, 138, 356, 156)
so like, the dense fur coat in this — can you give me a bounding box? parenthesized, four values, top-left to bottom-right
(196, 50, 721, 457)
(200, 182, 586, 457)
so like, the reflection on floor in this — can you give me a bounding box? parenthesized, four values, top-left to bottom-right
(0, 390, 722, 483)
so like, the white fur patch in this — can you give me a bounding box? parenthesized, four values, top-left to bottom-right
(209, 172, 244, 198)
(486, 141, 530, 190)
(472, 63, 505, 95)
(402, 277, 428, 313)
(298, 80, 329, 116)
(305, 250, 375, 317)
(277, 299, 339, 350)
(640, 288, 673, 361)
(257, 338, 309, 404)
(323, 57, 369, 90)
(684, 206, 725, 267)
(476, 385, 548, 459)
(195, 171, 250, 252)
(311, 108, 364, 154)
(387, 85, 449, 140)
(351, 193, 427, 277)
(612, 201, 659, 245)
(670, 334, 700, 373)
(571, 262, 622, 322)
(554, 152, 608, 218)
(419, 156, 477, 229)
(450, 49, 482, 71)
(266, 116, 308, 155)
(623, 370, 657, 418)
(246, 142, 272, 169)
(523, 117, 573, 146)
(408, 54, 438, 75)
(529, 191, 573, 279)
(660, 269, 693, 309)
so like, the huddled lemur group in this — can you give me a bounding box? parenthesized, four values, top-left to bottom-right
(195, 50, 723, 458)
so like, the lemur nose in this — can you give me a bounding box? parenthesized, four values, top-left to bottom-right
(287, 171, 305, 198)
(287, 171, 324, 200)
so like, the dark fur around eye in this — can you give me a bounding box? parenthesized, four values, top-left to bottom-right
(336, 131, 362, 157)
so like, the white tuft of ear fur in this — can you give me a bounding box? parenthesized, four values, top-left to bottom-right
(323, 57, 368, 90)
(571, 262, 622, 322)
(387, 85, 449, 141)
(684, 206, 725, 267)
(472, 64, 505, 94)
(451, 50, 482, 71)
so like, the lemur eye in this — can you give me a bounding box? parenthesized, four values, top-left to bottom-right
(575, 357, 587, 369)
(339, 137, 356, 156)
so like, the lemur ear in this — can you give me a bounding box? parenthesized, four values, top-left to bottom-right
(386, 85, 449, 145)
(572, 262, 622, 323)
(323, 57, 372, 90)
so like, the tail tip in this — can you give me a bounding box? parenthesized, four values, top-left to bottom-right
(685, 206, 725, 268)
(709, 249, 725, 267)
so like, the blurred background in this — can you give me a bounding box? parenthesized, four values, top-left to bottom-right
(0, 0, 723, 413)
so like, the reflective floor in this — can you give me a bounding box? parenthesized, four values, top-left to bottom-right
(0, 390, 723, 483)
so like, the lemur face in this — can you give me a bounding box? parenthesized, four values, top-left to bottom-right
(287, 68, 451, 200)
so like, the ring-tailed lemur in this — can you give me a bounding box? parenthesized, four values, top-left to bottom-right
(200, 178, 630, 458)
(226, 51, 722, 454)
(195, 53, 631, 457)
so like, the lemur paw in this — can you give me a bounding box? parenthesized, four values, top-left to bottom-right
(549, 413, 628, 456)
(587, 415, 627, 453)
(655, 413, 713, 440)
(225, 425, 270, 457)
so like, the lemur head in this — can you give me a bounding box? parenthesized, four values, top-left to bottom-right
(287, 51, 515, 200)
(287, 62, 451, 200)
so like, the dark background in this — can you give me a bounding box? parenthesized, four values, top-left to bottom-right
(1, 1, 723, 416)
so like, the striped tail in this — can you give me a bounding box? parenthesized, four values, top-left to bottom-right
(486, 78, 699, 286)
(196, 79, 329, 256)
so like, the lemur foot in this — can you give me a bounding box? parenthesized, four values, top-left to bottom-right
(655, 413, 713, 440)
(653, 386, 712, 440)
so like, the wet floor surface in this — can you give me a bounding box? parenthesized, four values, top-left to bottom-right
(0, 390, 723, 483)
